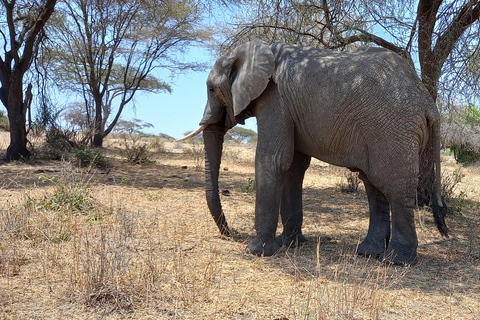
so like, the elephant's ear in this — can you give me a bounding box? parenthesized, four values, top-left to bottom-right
(227, 40, 275, 116)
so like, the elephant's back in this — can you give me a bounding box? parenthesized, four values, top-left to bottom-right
(271, 42, 434, 169)
(271, 42, 434, 119)
(273, 43, 423, 99)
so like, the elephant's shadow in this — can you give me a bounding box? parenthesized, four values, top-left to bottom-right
(220, 186, 480, 295)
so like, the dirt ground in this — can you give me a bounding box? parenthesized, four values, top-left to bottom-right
(0, 135, 479, 319)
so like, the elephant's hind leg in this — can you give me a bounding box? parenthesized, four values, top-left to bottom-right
(276, 150, 311, 248)
(380, 199, 418, 266)
(357, 172, 391, 257)
(372, 166, 419, 265)
(364, 138, 420, 266)
(384, 167, 420, 265)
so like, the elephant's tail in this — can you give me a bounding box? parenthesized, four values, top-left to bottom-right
(429, 117, 449, 237)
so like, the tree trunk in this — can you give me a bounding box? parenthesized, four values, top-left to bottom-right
(420, 59, 440, 102)
(5, 76, 30, 161)
(6, 111, 29, 161)
(0, 0, 57, 161)
(92, 132, 104, 147)
(92, 93, 104, 147)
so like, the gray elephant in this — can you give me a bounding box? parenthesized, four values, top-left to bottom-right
(181, 40, 448, 266)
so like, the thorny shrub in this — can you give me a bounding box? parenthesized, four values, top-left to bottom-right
(183, 142, 204, 171)
(338, 171, 361, 193)
(71, 211, 139, 313)
(121, 135, 152, 165)
(441, 168, 467, 215)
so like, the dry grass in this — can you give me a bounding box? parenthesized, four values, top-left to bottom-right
(0, 135, 479, 319)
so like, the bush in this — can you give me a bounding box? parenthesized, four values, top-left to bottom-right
(73, 147, 108, 169)
(0, 110, 9, 131)
(242, 178, 256, 193)
(338, 172, 361, 193)
(441, 168, 467, 215)
(442, 104, 480, 165)
(35, 169, 94, 213)
(121, 135, 151, 164)
(183, 142, 204, 171)
(451, 144, 480, 165)
(37, 127, 91, 161)
(149, 137, 168, 153)
(37, 128, 76, 160)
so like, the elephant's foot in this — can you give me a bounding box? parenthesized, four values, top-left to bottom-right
(357, 238, 388, 257)
(246, 235, 280, 257)
(275, 232, 307, 248)
(379, 244, 418, 266)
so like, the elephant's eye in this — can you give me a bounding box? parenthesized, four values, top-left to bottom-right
(208, 87, 214, 92)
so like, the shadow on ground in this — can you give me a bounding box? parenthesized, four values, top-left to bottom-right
(1, 153, 478, 298)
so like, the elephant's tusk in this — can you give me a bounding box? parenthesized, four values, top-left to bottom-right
(176, 124, 208, 142)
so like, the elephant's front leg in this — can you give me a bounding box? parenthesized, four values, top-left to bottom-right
(276, 151, 311, 248)
(245, 141, 295, 256)
(245, 158, 284, 256)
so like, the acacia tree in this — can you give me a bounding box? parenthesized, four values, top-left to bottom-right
(0, 0, 57, 160)
(226, 126, 257, 143)
(229, 0, 480, 103)
(49, 0, 209, 147)
(227, 0, 480, 204)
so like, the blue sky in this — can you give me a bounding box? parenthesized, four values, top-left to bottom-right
(121, 47, 257, 139)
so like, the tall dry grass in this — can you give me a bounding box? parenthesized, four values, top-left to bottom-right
(0, 139, 479, 319)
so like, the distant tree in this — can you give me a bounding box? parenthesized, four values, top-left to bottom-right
(63, 101, 95, 134)
(158, 133, 175, 140)
(183, 129, 203, 142)
(0, 0, 58, 160)
(47, 0, 210, 147)
(115, 119, 154, 136)
(226, 126, 257, 143)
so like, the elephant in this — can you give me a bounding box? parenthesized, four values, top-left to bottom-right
(180, 39, 448, 266)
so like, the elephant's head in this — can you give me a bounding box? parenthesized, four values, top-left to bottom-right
(180, 40, 275, 236)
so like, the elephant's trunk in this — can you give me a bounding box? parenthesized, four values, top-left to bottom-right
(203, 123, 232, 237)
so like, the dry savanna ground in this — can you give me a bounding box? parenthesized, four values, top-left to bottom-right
(0, 131, 479, 319)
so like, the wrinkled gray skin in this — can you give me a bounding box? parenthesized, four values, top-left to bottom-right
(199, 40, 448, 266)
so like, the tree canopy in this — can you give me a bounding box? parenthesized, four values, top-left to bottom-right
(226, 0, 480, 106)
(1, 0, 480, 160)
(46, 0, 210, 146)
(225, 126, 257, 143)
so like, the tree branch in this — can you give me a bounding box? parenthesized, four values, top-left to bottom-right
(18, 0, 57, 73)
(238, 23, 325, 45)
(336, 29, 409, 58)
(417, 0, 444, 60)
(433, 1, 480, 68)
(4, 0, 20, 63)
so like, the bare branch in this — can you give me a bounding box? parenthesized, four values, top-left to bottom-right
(434, 1, 480, 68)
(18, 0, 57, 73)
